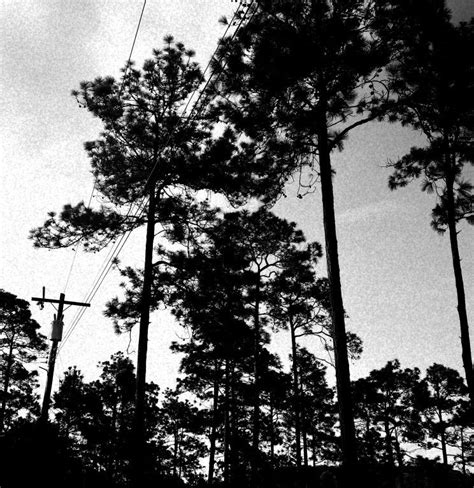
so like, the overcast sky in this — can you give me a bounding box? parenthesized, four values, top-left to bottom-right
(1, 0, 473, 394)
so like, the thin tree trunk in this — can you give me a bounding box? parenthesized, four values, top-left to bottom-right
(394, 433, 404, 467)
(290, 321, 302, 468)
(0, 341, 14, 433)
(445, 173, 474, 404)
(224, 358, 231, 486)
(440, 429, 448, 465)
(230, 361, 239, 486)
(251, 273, 261, 484)
(317, 95, 357, 468)
(173, 428, 179, 478)
(384, 419, 394, 466)
(208, 359, 220, 484)
(438, 408, 448, 465)
(133, 182, 157, 487)
(109, 398, 118, 478)
(269, 394, 275, 466)
(302, 423, 308, 468)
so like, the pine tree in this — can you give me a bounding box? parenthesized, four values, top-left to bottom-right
(352, 360, 426, 467)
(29, 36, 245, 485)
(377, 1, 474, 405)
(267, 242, 329, 467)
(53, 353, 162, 485)
(211, 0, 389, 468)
(422, 363, 468, 466)
(0, 289, 47, 432)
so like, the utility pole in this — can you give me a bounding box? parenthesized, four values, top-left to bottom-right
(32, 288, 90, 423)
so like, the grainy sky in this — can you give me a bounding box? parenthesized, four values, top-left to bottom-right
(1, 0, 473, 393)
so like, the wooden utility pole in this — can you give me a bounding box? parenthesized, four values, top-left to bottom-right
(32, 289, 90, 423)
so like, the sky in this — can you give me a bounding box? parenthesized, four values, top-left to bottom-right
(1, 0, 473, 396)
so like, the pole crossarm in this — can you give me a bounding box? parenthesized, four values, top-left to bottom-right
(32, 297, 90, 307)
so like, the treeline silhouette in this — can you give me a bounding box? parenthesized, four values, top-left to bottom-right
(2, 0, 474, 486)
(0, 312, 473, 487)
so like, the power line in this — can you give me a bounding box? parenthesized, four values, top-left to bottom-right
(180, 1, 241, 116)
(120, 0, 147, 96)
(63, 182, 97, 293)
(57, 0, 148, 352)
(144, 0, 254, 189)
(60, 0, 255, 352)
(62, 0, 147, 294)
(63, 0, 251, 324)
(58, 197, 147, 352)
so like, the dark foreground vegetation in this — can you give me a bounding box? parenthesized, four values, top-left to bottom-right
(2, 0, 474, 486)
(1, 291, 473, 486)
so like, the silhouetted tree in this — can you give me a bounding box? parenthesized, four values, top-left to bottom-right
(379, 1, 474, 404)
(259, 364, 290, 470)
(352, 360, 425, 467)
(29, 35, 244, 485)
(267, 242, 329, 467)
(158, 388, 208, 483)
(53, 366, 90, 443)
(451, 401, 474, 475)
(156, 211, 253, 485)
(212, 0, 389, 467)
(421, 363, 468, 466)
(213, 208, 309, 480)
(295, 347, 337, 467)
(0, 289, 47, 432)
(53, 353, 161, 486)
(161, 208, 314, 482)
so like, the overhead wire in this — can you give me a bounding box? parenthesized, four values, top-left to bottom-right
(120, 0, 147, 97)
(58, 0, 255, 354)
(61, 0, 255, 351)
(143, 0, 247, 190)
(61, 0, 147, 295)
(58, 0, 149, 353)
(58, 197, 147, 353)
(62, 182, 97, 293)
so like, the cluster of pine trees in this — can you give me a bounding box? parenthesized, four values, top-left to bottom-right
(1, 0, 473, 486)
(1, 288, 473, 486)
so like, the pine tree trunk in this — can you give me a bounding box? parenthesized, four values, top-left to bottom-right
(445, 173, 474, 405)
(133, 183, 157, 487)
(251, 273, 261, 484)
(440, 428, 448, 465)
(269, 394, 275, 466)
(224, 358, 231, 486)
(173, 428, 179, 478)
(230, 361, 239, 486)
(108, 402, 116, 479)
(302, 424, 308, 468)
(208, 359, 220, 484)
(438, 408, 448, 465)
(394, 434, 404, 467)
(290, 321, 302, 468)
(317, 95, 357, 468)
(384, 419, 394, 466)
(0, 340, 14, 433)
